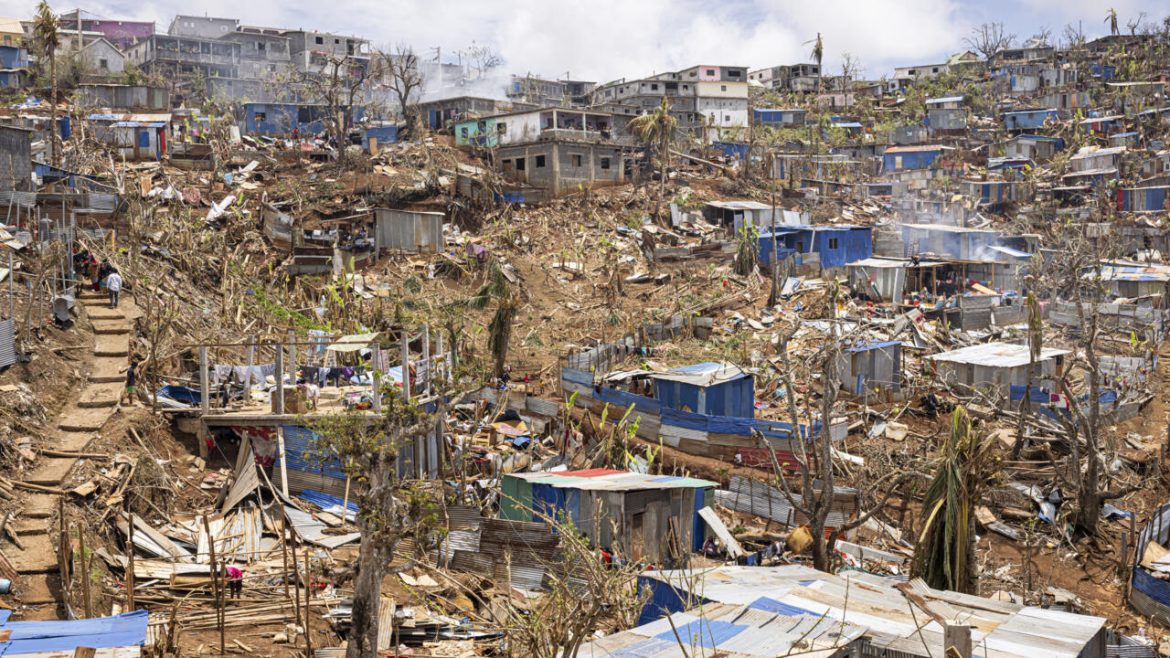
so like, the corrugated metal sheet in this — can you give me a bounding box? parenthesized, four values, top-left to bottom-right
(717, 476, 858, 529)
(374, 209, 443, 254)
(0, 319, 14, 368)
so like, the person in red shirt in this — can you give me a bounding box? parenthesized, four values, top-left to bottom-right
(225, 565, 244, 599)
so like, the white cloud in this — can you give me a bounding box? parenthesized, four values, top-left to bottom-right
(6, 0, 1165, 85)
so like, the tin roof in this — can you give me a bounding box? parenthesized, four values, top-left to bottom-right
(1087, 262, 1170, 283)
(577, 602, 866, 658)
(639, 566, 1106, 658)
(505, 470, 717, 491)
(927, 342, 1070, 368)
(650, 361, 748, 387)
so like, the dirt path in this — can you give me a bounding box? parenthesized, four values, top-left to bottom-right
(9, 289, 138, 620)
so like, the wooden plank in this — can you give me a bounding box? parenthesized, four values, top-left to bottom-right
(698, 506, 744, 558)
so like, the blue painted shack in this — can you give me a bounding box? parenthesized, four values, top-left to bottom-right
(499, 468, 716, 564)
(882, 145, 943, 172)
(651, 362, 754, 418)
(711, 141, 749, 161)
(361, 122, 398, 152)
(0, 45, 28, 88)
(753, 108, 806, 126)
(1117, 186, 1170, 213)
(243, 103, 365, 135)
(1002, 108, 1059, 131)
(759, 225, 873, 269)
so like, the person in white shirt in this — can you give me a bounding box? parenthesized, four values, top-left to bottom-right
(106, 270, 123, 309)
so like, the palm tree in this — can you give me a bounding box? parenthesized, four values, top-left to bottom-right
(1105, 8, 1119, 36)
(912, 406, 993, 594)
(33, 1, 60, 166)
(809, 33, 824, 92)
(627, 97, 678, 222)
(468, 258, 518, 381)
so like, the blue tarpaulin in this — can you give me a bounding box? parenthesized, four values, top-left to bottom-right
(298, 488, 358, 514)
(0, 610, 147, 655)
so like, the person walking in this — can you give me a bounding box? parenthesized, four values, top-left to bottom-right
(106, 269, 122, 309)
(121, 358, 138, 406)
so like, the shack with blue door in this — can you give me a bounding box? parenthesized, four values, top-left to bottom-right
(499, 468, 716, 566)
(87, 112, 171, 161)
(361, 122, 398, 152)
(651, 362, 754, 418)
(759, 225, 873, 269)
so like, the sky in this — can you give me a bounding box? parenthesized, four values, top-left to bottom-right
(8, 0, 1170, 83)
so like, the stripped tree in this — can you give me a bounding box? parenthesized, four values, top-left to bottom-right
(627, 97, 678, 223)
(311, 387, 443, 658)
(33, 1, 60, 166)
(912, 406, 993, 594)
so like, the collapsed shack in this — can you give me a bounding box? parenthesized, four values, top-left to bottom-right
(636, 565, 1109, 658)
(1131, 501, 1170, 626)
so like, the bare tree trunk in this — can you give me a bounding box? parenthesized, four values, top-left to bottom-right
(50, 52, 58, 167)
(346, 460, 391, 658)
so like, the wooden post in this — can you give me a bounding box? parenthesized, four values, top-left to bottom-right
(944, 624, 972, 658)
(198, 345, 211, 459)
(303, 548, 313, 656)
(199, 346, 210, 413)
(371, 346, 382, 414)
(436, 331, 445, 387)
(288, 329, 297, 384)
(281, 509, 293, 603)
(243, 336, 255, 399)
(422, 324, 431, 396)
(202, 515, 224, 656)
(283, 512, 299, 618)
(126, 513, 135, 611)
(275, 342, 289, 498)
(79, 530, 92, 618)
(400, 328, 411, 402)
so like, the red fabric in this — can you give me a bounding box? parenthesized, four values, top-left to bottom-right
(558, 468, 623, 478)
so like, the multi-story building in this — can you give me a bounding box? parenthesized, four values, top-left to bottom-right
(281, 30, 370, 75)
(168, 15, 239, 40)
(508, 75, 567, 106)
(220, 29, 291, 80)
(56, 10, 154, 50)
(125, 34, 241, 81)
(748, 63, 820, 92)
(593, 65, 747, 141)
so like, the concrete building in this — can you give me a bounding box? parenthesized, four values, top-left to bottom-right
(219, 30, 291, 80)
(125, 34, 241, 80)
(592, 65, 748, 142)
(454, 108, 623, 148)
(281, 30, 369, 75)
(168, 15, 239, 40)
(58, 10, 154, 49)
(495, 139, 637, 200)
(418, 96, 513, 130)
(748, 63, 820, 92)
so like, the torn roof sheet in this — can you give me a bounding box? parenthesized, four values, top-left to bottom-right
(927, 342, 1070, 368)
(639, 566, 1105, 658)
(577, 602, 866, 658)
(506, 469, 717, 491)
(1088, 262, 1170, 283)
(649, 361, 748, 387)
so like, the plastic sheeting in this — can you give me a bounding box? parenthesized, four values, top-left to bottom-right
(0, 610, 147, 655)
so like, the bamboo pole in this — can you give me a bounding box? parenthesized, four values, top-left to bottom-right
(79, 530, 92, 618)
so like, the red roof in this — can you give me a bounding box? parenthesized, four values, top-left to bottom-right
(557, 468, 624, 478)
